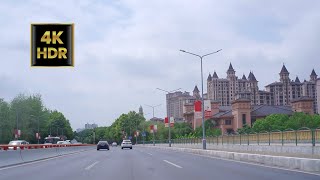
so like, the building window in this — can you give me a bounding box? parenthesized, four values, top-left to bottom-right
(242, 114, 246, 126)
(225, 120, 232, 125)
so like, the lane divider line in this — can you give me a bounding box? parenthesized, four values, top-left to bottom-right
(147, 153, 153, 156)
(0, 149, 94, 171)
(85, 161, 99, 170)
(163, 160, 182, 168)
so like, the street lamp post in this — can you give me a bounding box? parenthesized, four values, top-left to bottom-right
(156, 88, 181, 147)
(30, 114, 46, 144)
(180, 49, 222, 149)
(145, 104, 161, 118)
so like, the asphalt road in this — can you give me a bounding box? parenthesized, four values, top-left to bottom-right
(0, 146, 319, 180)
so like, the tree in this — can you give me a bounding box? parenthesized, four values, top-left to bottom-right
(0, 99, 12, 144)
(0, 93, 74, 144)
(252, 114, 290, 132)
(251, 113, 320, 132)
(48, 110, 73, 139)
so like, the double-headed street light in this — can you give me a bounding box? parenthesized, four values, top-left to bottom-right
(156, 88, 181, 147)
(180, 49, 222, 150)
(30, 114, 47, 144)
(145, 104, 162, 118)
(145, 104, 161, 146)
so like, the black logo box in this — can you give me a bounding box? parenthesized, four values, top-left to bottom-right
(31, 24, 74, 67)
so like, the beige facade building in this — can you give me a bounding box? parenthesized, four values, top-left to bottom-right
(166, 87, 200, 121)
(183, 97, 314, 133)
(207, 64, 318, 114)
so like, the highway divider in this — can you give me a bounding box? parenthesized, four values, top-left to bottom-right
(139, 145, 320, 173)
(0, 144, 95, 168)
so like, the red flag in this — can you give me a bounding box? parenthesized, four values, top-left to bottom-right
(164, 117, 168, 124)
(194, 100, 202, 112)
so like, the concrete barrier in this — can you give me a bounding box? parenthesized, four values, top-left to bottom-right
(139, 145, 320, 173)
(150, 143, 320, 158)
(0, 144, 95, 168)
(21, 148, 58, 162)
(0, 151, 23, 167)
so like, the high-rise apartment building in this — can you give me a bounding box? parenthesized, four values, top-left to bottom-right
(166, 87, 200, 121)
(207, 64, 318, 113)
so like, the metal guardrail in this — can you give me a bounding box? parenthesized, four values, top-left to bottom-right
(140, 127, 320, 146)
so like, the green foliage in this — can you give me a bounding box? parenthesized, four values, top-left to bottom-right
(237, 125, 253, 134)
(193, 120, 221, 137)
(0, 94, 74, 144)
(247, 113, 320, 133)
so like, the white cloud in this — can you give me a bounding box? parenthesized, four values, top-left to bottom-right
(0, 0, 319, 129)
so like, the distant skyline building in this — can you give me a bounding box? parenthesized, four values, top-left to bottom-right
(207, 63, 318, 113)
(166, 88, 200, 121)
(85, 123, 98, 129)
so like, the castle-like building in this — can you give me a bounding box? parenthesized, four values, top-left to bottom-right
(207, 63, 318, 113)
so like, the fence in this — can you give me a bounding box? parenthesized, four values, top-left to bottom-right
(141, 127, 320, 146)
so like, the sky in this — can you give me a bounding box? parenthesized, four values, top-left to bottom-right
(0, 0, 319, 130)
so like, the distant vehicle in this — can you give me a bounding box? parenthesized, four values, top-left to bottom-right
(97, 141, 109, 151)
(8, 140, 29, 150)
(44, 137, 61, 144)
(57, 141, 64, 144)
(112, 142, 117, 147)
(121, 140, 132, 149)
(57, 141, 71, 144)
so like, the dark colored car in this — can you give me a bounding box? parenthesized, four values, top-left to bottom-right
(97, 141, 109, 151)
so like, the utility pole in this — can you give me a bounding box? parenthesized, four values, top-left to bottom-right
(153, 130, 155, 146)
(93, 128, 96, 144)
(156, 88, 181, 147)
(180, 49, 222, 149)
(16, 110, 18, 140)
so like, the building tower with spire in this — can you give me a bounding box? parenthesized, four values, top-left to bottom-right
(310, 69, 318, 82)
(227, 63, 238, 104)
(193, 85, 201, 99)
(138, 105, 144, 117)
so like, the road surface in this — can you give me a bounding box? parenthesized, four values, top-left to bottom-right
(0, 146, 319, 180)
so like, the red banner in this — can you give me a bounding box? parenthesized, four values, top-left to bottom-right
(164, 117, 168, 124)
(150, 125, 154, 133)
(194, 100, 202, 112)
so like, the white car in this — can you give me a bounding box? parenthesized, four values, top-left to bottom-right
(121, 140, 132, 149)
(57, 141, 71, 144)
(112, 142, 117, 147)
(8, 140, 29, 150)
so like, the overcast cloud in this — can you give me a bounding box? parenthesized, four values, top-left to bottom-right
(0, 0, 319, 129)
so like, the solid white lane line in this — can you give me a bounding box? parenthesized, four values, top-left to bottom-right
(163, 160, 182, 168)
(85, 161, 99, 170)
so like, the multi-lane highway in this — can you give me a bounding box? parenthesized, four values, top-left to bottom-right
(0, 146, 319, 180)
